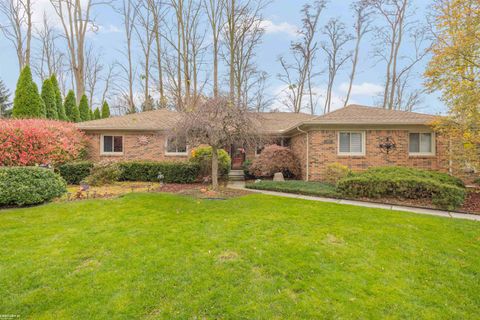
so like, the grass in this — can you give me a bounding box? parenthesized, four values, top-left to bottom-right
(1, 193, 479, 318)
(246, 180, 340, 198)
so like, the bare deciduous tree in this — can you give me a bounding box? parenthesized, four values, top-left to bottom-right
(370, 0, 430, 110)
(118, 0, 138, 113)
(0, 0, 33, 70)
(204, 0, 225, 98)
(344, 0, 372, 107)
(277, 0, 326, 113)
(33, 12, 66, 81)
(175, 97, 259, 189)
(85, 46, 103, 109)
(321, 18, 352, 113)
(136, 0, 156, 111)
(49, 0, 107, 103)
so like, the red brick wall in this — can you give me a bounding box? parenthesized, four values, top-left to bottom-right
(290, 133, 307, 180)
(85, 131, 188, 162)
(307, 129, 449, 181)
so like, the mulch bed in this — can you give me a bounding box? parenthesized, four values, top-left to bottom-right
(460, 189, 480, 214)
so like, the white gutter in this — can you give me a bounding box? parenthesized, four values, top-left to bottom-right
(296, 126, 309, 182)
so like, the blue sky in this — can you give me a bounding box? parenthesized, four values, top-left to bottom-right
(0, 0, 445, 115)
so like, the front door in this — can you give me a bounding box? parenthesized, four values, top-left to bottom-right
(230, 145, 246, 170)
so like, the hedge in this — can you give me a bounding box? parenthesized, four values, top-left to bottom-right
(57, 161, 94, 184)
(337, 167, 466, 210)
(118, 161, 200, 183)
(0, 167, 67, 207)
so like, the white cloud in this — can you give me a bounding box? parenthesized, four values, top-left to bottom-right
(260, 20, 298, 37)
(339, 82, 383, 97)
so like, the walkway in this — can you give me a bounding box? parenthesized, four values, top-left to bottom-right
(228, 181, 480, 222)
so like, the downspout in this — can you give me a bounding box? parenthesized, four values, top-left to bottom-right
(297, 127, 309, 181)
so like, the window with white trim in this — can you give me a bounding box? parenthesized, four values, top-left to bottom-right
(101, 135, 123, 154)
(165, 137, 187, 155)
(409, 132, 434, 155)
(338, 131, 365, 155)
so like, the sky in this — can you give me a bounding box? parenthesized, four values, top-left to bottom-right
(0, 0, 446, 115)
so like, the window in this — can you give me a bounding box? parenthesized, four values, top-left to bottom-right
(165, 137, 187, 155)
(409, 132, 434, 155)
(255, 138, 291, 156)
(101, 135, 123, 155)
(338, 131, 365, 155)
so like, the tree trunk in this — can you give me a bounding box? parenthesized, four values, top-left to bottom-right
(211, 145, 219, 190)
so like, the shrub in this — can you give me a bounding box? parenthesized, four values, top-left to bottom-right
(0, 119, 88, 166)
(323, 163, 351, 185)
(119, 161, 200, 183)
(84, 161, 121, 186)
(474, 177, 480, 185)
(189, 145, 231, 177)
(337, 166, 466, 210)
(248, 144, 300, 178)
(242, 159, 255, 179)
(0, 167, 67, 206)
(57, 161, 94, 184)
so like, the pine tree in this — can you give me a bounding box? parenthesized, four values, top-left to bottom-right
(41, 79, 58, 119)
(0, 79, 12, 118)
(93, 107, 101, 119)
(101, 101, 111, 118)
(89, 107, 94, 120)
(71, 104, 81, 123)
(50, 75, 67, 121)
(64, 90, 76, 120)
(78, 94, 90, 121)
(13, 66, 43, 118)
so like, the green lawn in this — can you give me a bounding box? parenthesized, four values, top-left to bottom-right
(1, 193, 479, 319)
(247, 180, 340, 198)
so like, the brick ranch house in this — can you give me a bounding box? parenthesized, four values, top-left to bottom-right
(77, 104, 450, 181)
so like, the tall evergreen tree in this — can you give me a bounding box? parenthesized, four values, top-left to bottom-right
(101, 101, 111, 118)
(50, 75, 67, 121)
(41, 79, 58, 119)
(93, 107, 101, 119)
(71, 104, 81, 123)
(0, 79, 12, 118)
(89, 107, 94, 120)
(64, 90, 76, 120)
(12, 66, 43, 118)
(78, 94, 90, 121)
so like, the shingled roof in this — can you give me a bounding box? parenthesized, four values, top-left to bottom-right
(77, 105, 437, 133)
(76, 109, 316, 133)
(306, 105, 438, 125)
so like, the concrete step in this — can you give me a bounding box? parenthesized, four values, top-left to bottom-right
(228, 170, 245, 181)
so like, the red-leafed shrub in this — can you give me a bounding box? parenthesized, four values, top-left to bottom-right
(0, 119, 88, 166)
(248, 144, 301, 178)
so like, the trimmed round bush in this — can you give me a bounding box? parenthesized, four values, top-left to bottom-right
(0, 167, 67, 206)
(84, 161, 121, 186)
(57, 161, 94, 184)
(249, 144, 301, 178)
(337, 166, 466, 210)
(118, 161, 200, 183)
(189, 145, 231, 177)
(323, 163, 352, 185)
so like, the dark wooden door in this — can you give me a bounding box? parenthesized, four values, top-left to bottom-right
(231, 145, 246, 170)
